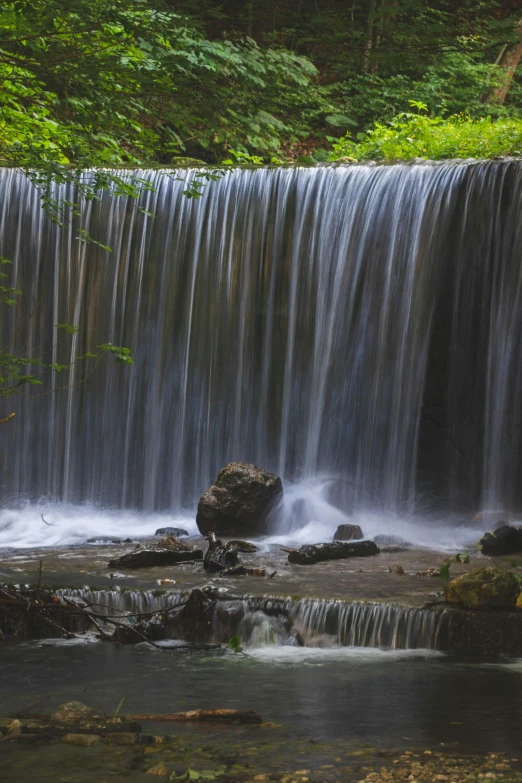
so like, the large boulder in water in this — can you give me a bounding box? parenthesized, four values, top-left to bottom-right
(479, 525, 522, 556)
(196, 462, 283, 537)
(333, 524, 363, 541)
(444, 566, 520, 609)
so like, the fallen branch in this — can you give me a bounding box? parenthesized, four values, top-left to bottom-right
(121, 709, 263, 724)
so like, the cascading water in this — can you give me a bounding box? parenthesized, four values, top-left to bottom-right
(1, 162, 522, 541)
(59, 587, 447, 651)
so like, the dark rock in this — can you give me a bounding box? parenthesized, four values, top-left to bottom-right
(333, 524, 363, 541)
(434, 604, 522, 658)
(169, 588, 216, 644)
(444, 566, 521, 609)
(108, 548, 203, 569)
(288, 540, 380, 565)
(111, 618, 166, 644)
(203, 533, 239, 572)
(196, 462, 283, 537)
(154, 527, 188, 537)
(227, 539, 259, 553)
(480, 525, 522, 556)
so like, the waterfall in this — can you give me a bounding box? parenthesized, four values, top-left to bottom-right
(59, 587, 446, 651)
(1, 162, 522, 521)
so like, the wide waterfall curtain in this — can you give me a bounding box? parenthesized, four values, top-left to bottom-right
(1, 163, 522, 515)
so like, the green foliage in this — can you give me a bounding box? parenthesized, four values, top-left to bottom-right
(0, 0, 317, 196)
(455, 553, 470, 564)
(330, 104, 522, 162)
(227, 634, 243, 654)
(439, 562, 451, 583)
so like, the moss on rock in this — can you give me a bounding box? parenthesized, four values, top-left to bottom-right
(444, 566, 521, 609)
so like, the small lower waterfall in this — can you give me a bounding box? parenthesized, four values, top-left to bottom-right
(2, 162, 522, 523)
(59, 587, 185, 616)
(59, 588, 447, 651)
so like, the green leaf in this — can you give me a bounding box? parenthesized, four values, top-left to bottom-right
(325, 114, 355, 127)
(227, 634, 243, 653)
(56, 323, 79, 335)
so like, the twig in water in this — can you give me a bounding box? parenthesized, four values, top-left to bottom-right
(16, 693, 52, 719)
(41, 515, 58, 527)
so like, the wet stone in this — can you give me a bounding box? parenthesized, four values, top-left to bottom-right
(62, 733, 102, 746)
(155, 527, 189, 537)
(52, 701, 100, 722)
(333, 524, 364, 541)
(146, 763, 170, 776)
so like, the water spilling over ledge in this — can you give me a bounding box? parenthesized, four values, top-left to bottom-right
(57, 588, 522, 657)
(2, 162, 522, 532)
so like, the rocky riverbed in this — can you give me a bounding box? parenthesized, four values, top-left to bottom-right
(0, 536, 503, 606)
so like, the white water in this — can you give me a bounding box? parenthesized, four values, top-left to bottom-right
(0, 502, 198, 549)
(0, 478, 487, 550)
(244, 646, 443, 663)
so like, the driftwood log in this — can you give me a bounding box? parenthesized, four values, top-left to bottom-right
(287, 540, 380, 565)
(108, 548, 203, 569)
(121, 709, 262, 723)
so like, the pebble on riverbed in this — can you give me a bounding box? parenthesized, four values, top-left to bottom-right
(356, 750, 520, 783)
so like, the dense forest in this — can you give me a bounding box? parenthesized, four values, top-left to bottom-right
(1, 0, 522, 179)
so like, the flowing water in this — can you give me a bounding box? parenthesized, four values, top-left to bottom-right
(2, 641, 522, 754)
(2, 163, 522, 547)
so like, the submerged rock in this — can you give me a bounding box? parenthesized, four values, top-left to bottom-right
(444, 566, 521, 609)
(479, 525, 522, 556)
(63, 734, 101, 746)
(196, 462, 283, 537)
(288, 540, 379, 565)
(87, 536, 122, 544)
(333, 524, 363, 541)
(154, 527, 188, 537)
(373, 534, 411, 549)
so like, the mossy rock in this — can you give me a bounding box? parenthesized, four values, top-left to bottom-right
(444, 566, 521, 609)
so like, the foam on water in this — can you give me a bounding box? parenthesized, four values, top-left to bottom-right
(260, 478, 486, 552)
(244, 646, 443, 664)
(0, 501, 199, 549)
(0, 476, 493, 550)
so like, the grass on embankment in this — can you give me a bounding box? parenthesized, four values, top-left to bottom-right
(329, 102, 522, 162)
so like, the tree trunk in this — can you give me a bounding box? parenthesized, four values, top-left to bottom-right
(246, 0, 254, 38)
(362, 0, 377, 73)
(485, 16, 522, 105)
